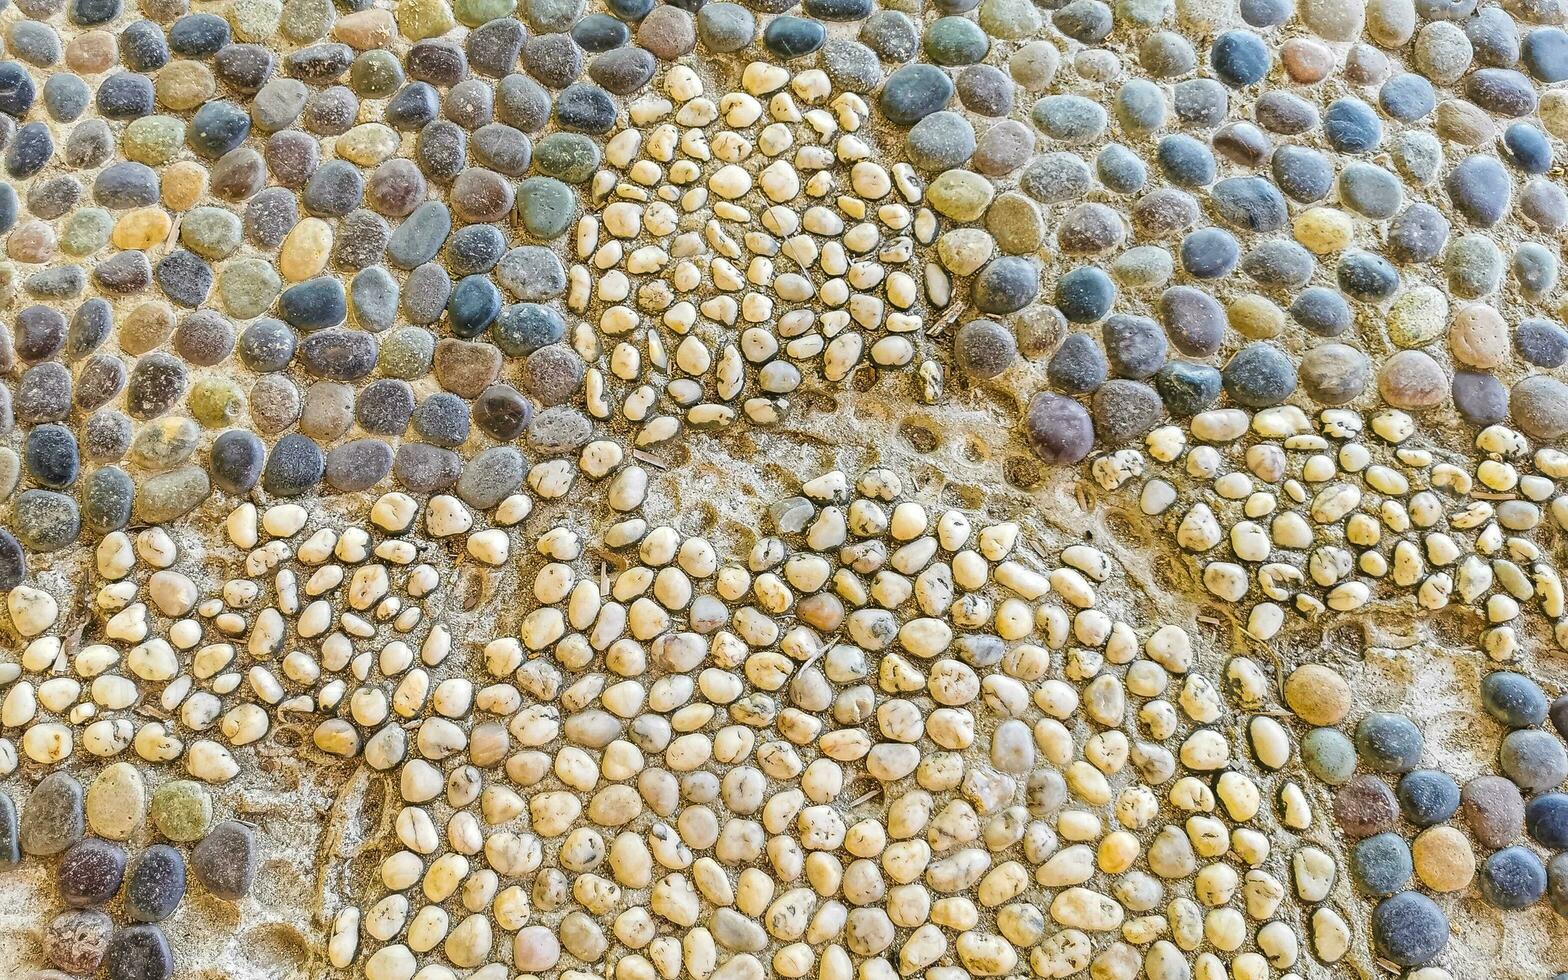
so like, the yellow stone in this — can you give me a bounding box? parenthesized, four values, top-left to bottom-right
(337, 123, 401, 166)
(397, 0, 456, 39)
(162, 162, 208, 212)
(1292, 207, 1353, 254)
(112, 208, 173, 250)
(154, 61, 216, 111)
(1225, 294, 1285, 339)
(280, 217, 333, 281)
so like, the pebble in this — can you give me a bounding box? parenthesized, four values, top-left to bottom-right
(126, 845, 186, 923)
(1480, 846, 1546, 909)
(1372, 892, 1448, 967)
(59, 838, 127, 907)
(105, 924, 173, 980)
(150, 782, 211, 843)
(22, 772, 83, 856)
(1024, 393, 1094, 464)
(1463, 775, 1525, 847)
(193, 821, 258, 900)
(45, 909, 113, 975)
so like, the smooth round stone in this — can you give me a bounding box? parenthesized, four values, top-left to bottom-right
(520, 345, 585, 406)
(446, 225, 508, 276)
(1242, 241, 1314, 288)
(454, 446, 525, 509)
(905, 111, 975, 171)
(1527, 793, 1568, 849)
(1055, 267, 1115, 324)
(412, 392, 472, 447)
(1300, 343, 1370, 405)
(534, 133, 600, 183)
(1387, 203, 1449, 264)
(298, 329, 377, 381)
(82, 467, 135, 533)
(1355, 712, 1424, 773)
(1501, 729, 1568, 792)
(1032, 95, 1106, 144)
(23, 771, 85, 852)
(236, 319, 297, 374)
(1048, 333, 1108, 394)
(1336, 251, 1399, 302)
(1210, 177, 1286, 234)
(1514, 243, 1559, 299)
(1517, 318, 1568, 367)
(260, 433, 324, 497)
(10, 24, 64, 67)
(475, 384, 534, 440)
(192, 820, 257, 901)
(1054, 0, 1111, 40)
(879, 64, 953, 124)
(574, 12, 630, 49)
(15, 490, 80, 552)
(1511, 375, 1568, 439)
(134, 467, 211, 524)
(86, 764, 146, 842)
(763, 15, 825, 58)
(860, 10, 917, 61)
(18, 362, 74, 423)
(1525, 26, 1568, 80)
(301, 381, 355, 441)
(972, 257, 1039, 314)
(0, 529, 24, 591)
(106, 924, 172, 980)
(497, 247, 567, 303)
(1115, 79, 1165, 134)
(1171, 78, 1228, 127)
(1091, 380, 1162, 444)
(205, 430, 264, 495)
(1464, 775, 1525, 847)
(1153, 361, 1220, 416)
(954, 65, 1012, 119)
(356, 380, 415, 435)
(589, 46, 655, 94)
(1372, 893, 1447, 967)
(1351, 833, 1413, 896)
(1156, 287, 1223, 358)
(84, 413, 134, 465)
(1141, 32, 1195, 77)
(1024, 392, 1094, 464)
(922, 15, 986, 65)
(1397, 770, 1460, 827)
(5, 124, 53, 182)
(1322, 97, 1382, 153)
(497, 74, 551, 132)
(1221, 342, 1295, 407)
(1302, 727, 1357, 785)
(969, 119, 1030, 176)
(1446, 155, 1512, 227)
(1504, 122, 1553, 174)
(1097, 143, 1147, 195)
(987, 195, 1044, 256)
(698, 2, 754, 49)
(1270, 145, 1333, 204)
(45, 909, 113, 974)
(1446, 234, 1504, 298)
(324, 440, 393, 492)
(516, 176, 576, 239)
(1210, 29, 1268, 86)
(59, 838, 127, 907)
(1482, 672, 1549, 727)
(394, 443, 461, 492)
(1377, 350, 1447, 410)
(25, 425, 79, 489)
(465, 21, 524, 77)
(1481, 846, 1547, 909)
(1452, 370, 1508, 424)
(951, 319, 1016, 380)
(1179, 228, 1238, 279)
(122, 842, 186, 925)
(379, 329, 436, 380)
(554, 83, 616, 132)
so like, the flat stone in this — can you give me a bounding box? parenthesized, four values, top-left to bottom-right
(86, 763, 146, 842)
(192, 820, 257, 900)
(59, 838, 127, 907)
(23, 773, 85, 857)
(105, 924, 173, 980)
(125, 845, 186, 923)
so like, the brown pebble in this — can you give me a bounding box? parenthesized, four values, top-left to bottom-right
(1335, 774, 1399, 839)
(44, 909, 113, 975)
(433, 339, 502, 399)
(1412, 826, 1475, 892)
(334, 8, 395, 48)
(1461, 775, 1524, 849)
(65, 31, 118, 74)
(1448, 304, 1508, 369)
(7, 222, 57, 264)
(987, 193, 1044, 255)
(156, 61, 217, 111)
(300, 381, 357, 442)
(1283, 664, 1351, 726)
(250, 374, 303, 434)
(120, 302, 178, 356)
(638, 5, 696, 60)
(162, 162, 209, 212)
(1377, 350, 1448, 410)
(1280, 38, 1334, 83)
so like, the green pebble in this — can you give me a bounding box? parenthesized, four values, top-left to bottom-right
(516, 176, 576, 240)
(151, 780, 213, 843)
(181, 207, 244, 260)
(397, 0, 456, 39)
(280, 0, 335, 41)
(534, 133, 601, 184)
(922, 16, 989, 66)
(379, 327, 436, 379)
(1302, 727, 1358, 785)
(925, 170, 994, 222)
(189, 378, 247, 427)
(134, 466, 212, 524)
(130, 417, 201, 471)
(455, 0, 517, 25)
(351, 50, 405, 98)
(61, 209, 114, 256)
(229, 0, 284, 40)
(122, 116, 187, 167)
(1116, 0, 1171, 24)
(978, 0, 1041, 38)
(220, 258, 283, 319)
